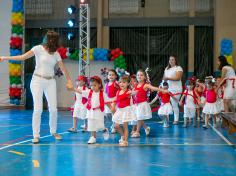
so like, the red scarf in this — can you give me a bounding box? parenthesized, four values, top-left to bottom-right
(184, 89, 198, 104)
(81, 86, 87, 104)
(86, 90, 104, 112)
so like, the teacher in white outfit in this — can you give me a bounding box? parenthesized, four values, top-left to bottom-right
(0, 31, 73, 143)
(163, 55, 183, 125)
(217, 55, 236, 112)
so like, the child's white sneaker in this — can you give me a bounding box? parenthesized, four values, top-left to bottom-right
(80, 124, 86, 129)
(131, 132, 140, 138)
(119, 136, 124, 143)
(145, 126, 151, 136)
(67, 127, 78, 133)
(87, 136, 96, 144)
(163, 123, 169, 128)
(203, 124, 209, 129)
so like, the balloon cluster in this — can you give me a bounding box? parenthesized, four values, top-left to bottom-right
(12, 0, 23, 12)
(9, 0, 24, 105)
(93, 48, 109, 61)
(110, 48, 124, 61)
(221, 39, 233, 65)
(57, 47, 79, 60)
(57, 47, 68, 60)
(82, 48, 94, 60)
(11, 12, 24, 25)
(69, 48, 79, 60)
(10, 37, 23, 49)
(57, 46, 127, 72)
(9, 63, 22, 76)
(114, 55, 126, 70)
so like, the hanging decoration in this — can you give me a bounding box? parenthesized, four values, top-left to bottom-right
(220, 39, 234, 65)
(56, 47, 127, 71)
(9, 0, 24, 105)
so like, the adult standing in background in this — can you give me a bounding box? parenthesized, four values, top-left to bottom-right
(163, 55, 183, 124)
(0, 31, 73, 143)
(217, 55, 236, 112)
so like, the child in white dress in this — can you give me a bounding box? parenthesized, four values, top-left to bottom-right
(179, 79, 199, 127)
(111, 76, 136, 147)
(68, 76, 88, 133)
(150, 81, 176, 128)
(71, 76, 111, 144)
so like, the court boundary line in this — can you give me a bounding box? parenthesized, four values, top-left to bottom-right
(0, 131, 70, 151)
(209, 124, 235, 148)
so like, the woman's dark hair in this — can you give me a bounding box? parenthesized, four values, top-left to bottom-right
(167, 54, 179, 70)
(218, 55, 230, 70)
(44, 31, 59, 53)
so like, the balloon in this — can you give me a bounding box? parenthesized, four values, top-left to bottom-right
(225, 55, 233, 65)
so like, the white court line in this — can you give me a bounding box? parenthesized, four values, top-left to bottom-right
(209, 124, 233, 146)
(0, 131, 70, 151)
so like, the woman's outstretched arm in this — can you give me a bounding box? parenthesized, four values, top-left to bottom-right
(0, 50, 34, 61)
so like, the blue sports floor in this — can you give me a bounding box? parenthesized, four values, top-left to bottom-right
(0, 109, 236, 176)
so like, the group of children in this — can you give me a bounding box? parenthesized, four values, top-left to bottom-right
(67, 69, 226, 147)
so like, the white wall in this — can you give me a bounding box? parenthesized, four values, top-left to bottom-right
(0, 0, 12, 106)
(56, 60, 114, 108)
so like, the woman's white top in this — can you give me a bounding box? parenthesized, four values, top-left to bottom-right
(164, 66, 183, 93)
(31, 45, 62, 77)
(223, 66, 236, 78)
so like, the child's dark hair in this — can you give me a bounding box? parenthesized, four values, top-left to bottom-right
(108, 69, 118, 79)
(90, 76, 103, 89)
(162, 81, 168, 87)
(207, 80, 215, 87)
(130, 74, 136, 80)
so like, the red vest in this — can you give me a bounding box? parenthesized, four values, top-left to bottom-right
(116, 90, 130, 108)
(105, 81, 119, 98)
(86, 90, 104, 112)
(135, 83, 148, 104)
(158, 92, 171, 104)
(206, 89, 217, 103)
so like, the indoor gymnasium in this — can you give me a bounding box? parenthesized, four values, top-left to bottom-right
(0, 0, 236, 175)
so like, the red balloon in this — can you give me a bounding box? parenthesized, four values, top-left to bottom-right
(115, 48, 120, 53)
(57, 47, 67, 59)
(111, 50, 116, 55)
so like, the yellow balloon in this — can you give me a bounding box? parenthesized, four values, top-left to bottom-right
(225, 55, 233, 66)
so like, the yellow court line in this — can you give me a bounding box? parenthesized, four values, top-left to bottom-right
(8, 150, 26, 156)
(32, 160, 40, 168)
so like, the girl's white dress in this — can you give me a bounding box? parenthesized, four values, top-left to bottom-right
(183, 90, 196, 118)
(82, 90, 108, 132)
(73, 87, 88, 119)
